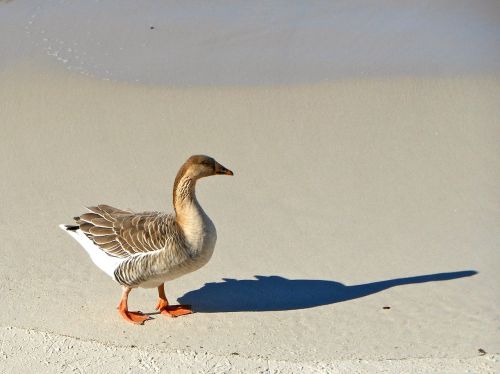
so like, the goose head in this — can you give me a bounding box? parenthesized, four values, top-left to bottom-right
(182, 155, 233, 180)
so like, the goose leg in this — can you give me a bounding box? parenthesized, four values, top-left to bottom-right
(156, 283, 193, 317)
(117, 286, 150, 324)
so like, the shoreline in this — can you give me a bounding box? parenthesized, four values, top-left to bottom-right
(2, 1, 499, 86)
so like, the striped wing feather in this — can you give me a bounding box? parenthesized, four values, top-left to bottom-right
(75, 204, 171, 258)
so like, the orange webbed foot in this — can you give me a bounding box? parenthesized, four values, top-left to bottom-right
(119, 309, 151, 325)
(156, 298, 193, 318)
(160, 305, 193, 317)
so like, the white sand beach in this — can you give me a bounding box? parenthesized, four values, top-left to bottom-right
(1, 1, 499, 372)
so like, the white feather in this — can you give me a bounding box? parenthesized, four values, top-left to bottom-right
(59, 224, 124, 280)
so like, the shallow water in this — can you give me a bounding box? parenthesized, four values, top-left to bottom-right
(1, 0, 500, 85)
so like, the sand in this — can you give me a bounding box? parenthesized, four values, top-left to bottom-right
(1, 1, 499, 373)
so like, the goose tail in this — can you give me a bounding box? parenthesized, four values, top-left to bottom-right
(58, 224, 123, 279)
(59, 224, 79, 231)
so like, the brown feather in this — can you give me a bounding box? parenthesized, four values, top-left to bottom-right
(86, 206, 104, 215)
(90, 217, 113, 228)
(98, 240, 120, 250)
(89, 226, 114, 236)
(93, 235, 117, 245)
(79, 213, 101, 222)
(79, 223, 92, 233)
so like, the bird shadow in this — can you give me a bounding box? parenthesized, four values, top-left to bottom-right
(178, 270, 477, 313)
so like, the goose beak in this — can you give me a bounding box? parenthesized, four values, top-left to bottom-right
(215, 162, 234, 176)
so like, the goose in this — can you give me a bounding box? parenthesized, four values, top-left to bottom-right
(59, 155, 233, 324)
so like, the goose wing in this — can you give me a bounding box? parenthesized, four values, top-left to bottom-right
(75, 205, 178, 258)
